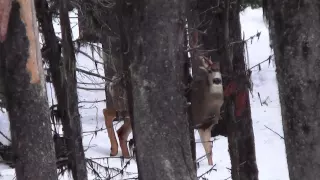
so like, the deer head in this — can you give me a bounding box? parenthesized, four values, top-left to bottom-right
(199, 56, 223, 94)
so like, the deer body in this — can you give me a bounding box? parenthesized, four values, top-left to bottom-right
(103, 75, 131, 157)
(103, 57, 223, 165)
(190, 57, 224, 165)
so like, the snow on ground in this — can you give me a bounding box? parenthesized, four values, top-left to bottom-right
(0, 7, 289, 180)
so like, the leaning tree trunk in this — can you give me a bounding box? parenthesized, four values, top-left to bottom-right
(117, 0, 197, 179)
(58, 0, 88, 179)
(0, 1, 58, 180)
(263, 0, 320, 179)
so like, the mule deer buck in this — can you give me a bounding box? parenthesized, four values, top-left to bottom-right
(190, 56, 224, 165)
(102, 56, 224, 165)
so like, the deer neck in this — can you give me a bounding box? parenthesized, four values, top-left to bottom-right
(208, 84, 223, 95)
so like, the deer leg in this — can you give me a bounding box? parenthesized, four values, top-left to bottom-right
(103, 108, 118, 156)
(198, 125, 214, 165)
(117, 117, 132, 158)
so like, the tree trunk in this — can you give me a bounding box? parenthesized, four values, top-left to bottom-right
(118, 0, 197, 179)
(59, 0, 88, 179)
(101, 36, 122, 109)
(264, 1, 320, 179)
(229, 1, 259, 179)
(0, 43, 5, 109)
(193, 0, 259, 179)
(0, 1, 58, 180)
(183, 23, 196, 168)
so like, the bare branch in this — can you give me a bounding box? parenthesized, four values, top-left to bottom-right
(76, 68, 112, 81)
(0, 131, 11, 142)
(77, 86, 105, 91)
(75, 48, 104, 65)
(264, 125, 284, 139)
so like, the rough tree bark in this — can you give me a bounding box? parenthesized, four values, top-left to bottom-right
(0, 44, 5, 109)
(0, 1, 58, 180)
(101, 37, 122, 111)
(228, 0, 259, 179)
(117, 0, 197, 179)
(263, 1, 320, 179)
(35, 0, 88, 178)
(183, 19, 196, 168)
(58, 0, 88, 179)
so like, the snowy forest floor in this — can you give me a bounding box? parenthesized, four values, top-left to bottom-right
(0, 7, 289, 180)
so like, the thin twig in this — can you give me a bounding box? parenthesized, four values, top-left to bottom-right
(264, 125, 284, 139)
(0, 131, 11, 142)
(76, 68, 112, 81)
(77, 86, 105, 91)
(78, 99, 106, 103)
(197, 164, 217, 178)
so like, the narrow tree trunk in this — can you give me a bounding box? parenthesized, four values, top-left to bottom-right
(102, 38, 114, 108)
(264, 1, 320, 179)
(229, 1, 259, 179)
(101, 37, 122, 109)
(59, 1, 88, 179)
(0, 43, 5, 109)
(183, 23, 196, 168)
(118, 1, 197, 179)
(1, 1, 58, 179)
(221, 1, 242, 179)
(34, 0, 63, 111)
(194, 0, 259, 179)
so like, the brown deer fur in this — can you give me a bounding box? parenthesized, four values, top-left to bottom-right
(191, 56, 224, 165)
(103, 75, 131, 157)
(102, 56, 224, 165)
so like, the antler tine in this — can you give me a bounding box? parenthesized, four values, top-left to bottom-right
(203, 56, 213, 66)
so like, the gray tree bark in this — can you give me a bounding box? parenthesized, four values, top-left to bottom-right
(58, 0, 88, 179)
(0, 1, 58, 180)
(263, 0, 320, 179)
(117, 0, 197, 179)
(0, 45, 5, 109)
(229, 1, 259, 179)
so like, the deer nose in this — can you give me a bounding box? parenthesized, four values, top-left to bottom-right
(212, 78, 222, 84)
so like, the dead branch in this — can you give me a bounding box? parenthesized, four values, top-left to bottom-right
(78, 99, 106, 104)
(77, 86, 105, 91)
(76, 68, 112, 81)
(75, 48, 104, 65)
(0, 131, 10, 142)
(264, 125, 284, 139)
